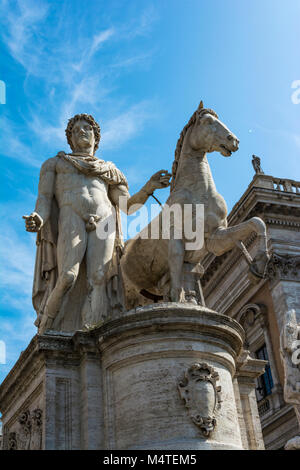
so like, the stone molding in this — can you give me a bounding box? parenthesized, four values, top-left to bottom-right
(0, 304, 251, 450)
(235, 350, 267, 381)
(97, 303, 245, 364)
(0, 305, 244, 415)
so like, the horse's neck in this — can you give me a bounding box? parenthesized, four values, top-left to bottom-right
(174, 151, 217, 196)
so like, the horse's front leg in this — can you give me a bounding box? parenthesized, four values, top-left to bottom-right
(249, 217, 270, 274)
(206, 217, 270, 277)
(168, 238, 185, 302)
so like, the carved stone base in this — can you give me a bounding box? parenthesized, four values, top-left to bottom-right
(0, 304, 264, 450)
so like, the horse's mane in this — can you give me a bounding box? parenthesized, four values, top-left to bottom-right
(170, 107, 218, 191)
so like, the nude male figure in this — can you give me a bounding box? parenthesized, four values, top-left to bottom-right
(24, 113, 171, 333)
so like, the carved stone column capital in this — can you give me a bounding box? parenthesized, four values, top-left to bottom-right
(267, 253, 300, 282)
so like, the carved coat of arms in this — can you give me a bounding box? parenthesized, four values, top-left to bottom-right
(178, 363, 222, 437)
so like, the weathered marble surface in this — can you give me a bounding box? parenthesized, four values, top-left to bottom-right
(121, 102, 270, 306)
(22, 105, 270, 342)
(0, 304, 266, 450)
(7, 104, 271, 452)
(23, 113, 170, 334)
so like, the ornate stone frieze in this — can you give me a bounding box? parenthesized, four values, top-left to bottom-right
(267, 253, 300, 281)
(178, 363, 222, 438)
(5, 408, 43, 450)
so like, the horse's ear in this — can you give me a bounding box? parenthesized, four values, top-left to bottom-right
(198, 100, 204, 110)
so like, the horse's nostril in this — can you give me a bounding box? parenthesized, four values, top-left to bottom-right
(227, 135, 233, 141)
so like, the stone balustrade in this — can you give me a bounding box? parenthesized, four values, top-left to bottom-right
(271, 178, 300, 193)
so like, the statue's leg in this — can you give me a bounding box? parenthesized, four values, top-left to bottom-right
(82, 228, 116, 327)
(168, 238, 185, 302)
(39, 208, 87, 333)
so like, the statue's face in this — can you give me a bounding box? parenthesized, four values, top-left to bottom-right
(71, 119, 95, 152)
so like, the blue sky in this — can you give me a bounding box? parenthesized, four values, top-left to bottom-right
(0, 0, 300, 383)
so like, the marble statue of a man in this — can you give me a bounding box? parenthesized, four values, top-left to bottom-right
(24, 113, 171, 334)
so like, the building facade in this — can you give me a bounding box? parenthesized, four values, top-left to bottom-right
(202, 164, 300, 449)
(1, 162, 299, 450)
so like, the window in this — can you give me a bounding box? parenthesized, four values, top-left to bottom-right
(255, 344, 274, 401)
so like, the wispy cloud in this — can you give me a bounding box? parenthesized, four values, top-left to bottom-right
(0, 225, 35, 298)
(110, 51, 153, 69)
(0, 115, 43, 167)
(72, 28, 115, 72)
(0, 1, 160, 164)
(0, 306, 36, 383)
(101, 100, 157, 150)
(0, 0, 49, 74)
(120, 4, 159, 40)
(28, 75, 112, 148)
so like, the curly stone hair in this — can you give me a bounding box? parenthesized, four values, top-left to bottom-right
(65, 113, 101, 151)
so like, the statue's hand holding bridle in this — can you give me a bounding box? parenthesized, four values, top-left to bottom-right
(23, 212, 43, 232)
(144, 170, 172, 194)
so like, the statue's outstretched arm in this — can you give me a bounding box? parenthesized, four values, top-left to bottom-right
(110, 170, 171, 215)
(23, 157, 56, 232)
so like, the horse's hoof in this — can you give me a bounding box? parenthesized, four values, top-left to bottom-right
(250, 251, 270, 279)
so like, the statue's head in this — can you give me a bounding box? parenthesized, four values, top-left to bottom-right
(65, 113, 101, 153)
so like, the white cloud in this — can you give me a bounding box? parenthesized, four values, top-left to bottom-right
(30, 98, 158, 153)
(120, 5, 159, 40)
(0, 227, 35, 297)
(110, 51, 153, 69)
(72, 28, 115, 72)
(101, 100, 157, 150)
(0, 307, 36, 382)
(28, 76, 112, 148)
(0, 221, 36, 379)
(0, 116, 43, 167)
(1, 2, 159, 165)
(0, 0, 49, 74)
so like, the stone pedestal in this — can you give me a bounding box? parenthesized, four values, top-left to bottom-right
(0, 303, 264, 450)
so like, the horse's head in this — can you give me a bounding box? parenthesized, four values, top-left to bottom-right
(189, 101, 239, 157)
